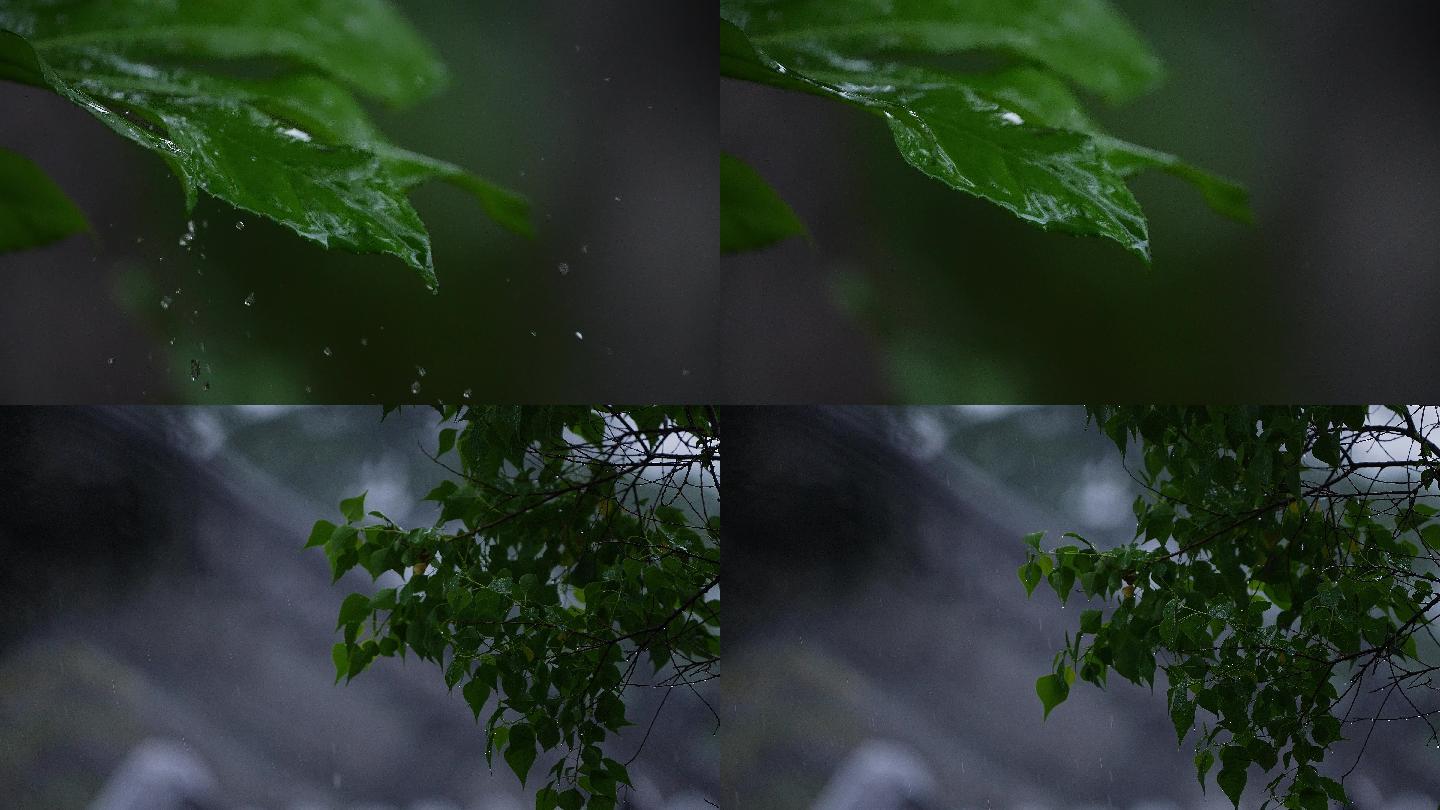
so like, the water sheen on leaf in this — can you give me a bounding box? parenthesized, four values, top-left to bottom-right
(0, 0, 529, 287)
(720, 1, 1250, 261)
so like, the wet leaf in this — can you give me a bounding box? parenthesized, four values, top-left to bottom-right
(0, 0, 529, 286)
(720, 152, 807, 252)
(720, 2, 1249, 261)
(0, 146, 88, 252)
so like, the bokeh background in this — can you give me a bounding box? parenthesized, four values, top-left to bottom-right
(0, 407, 717, 809)
(0, 2, 715, 403)
(725, 407, 1440, 808)
(721, 2, 1440, 401)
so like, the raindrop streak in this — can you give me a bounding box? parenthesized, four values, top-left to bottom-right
(234, 220, 245, 231)
(580, 244, 589, 254)
(575, 331, 584, 341)
(557, 262, 570, 276)
(242, 292, 255, 307)
(322, 346, 333, 357)
(416, 366, 427, 378)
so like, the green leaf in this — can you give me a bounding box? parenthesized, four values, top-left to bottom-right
(1216, 745, 1249, 808)
(336, 593, 371, 629)
(339, 492, 367, 524)
(504, 723, 538, 786)
(720, 152, 807, 253)
(720, 3, 1248, 261)
(1167, 682, 1195, 745)
(305, 519, 337, 549)
(1079, 609, 1102, 635)
(1194, 748, 1215, 791)
(462, 676, 491, 721)
(0, 0, 528, 284)
(1018, 561, 1042, 597)
(437, 428, 458, 457)
(0, 146, 88, 251)
(331, 642, 349, 684)
(1035, 673, 1068, 719)
(722, 0, 1163, 103)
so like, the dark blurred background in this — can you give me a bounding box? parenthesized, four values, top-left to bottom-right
(0, 407, 717, 809)
(720, 2, 1440, 402)
(0, 2, 715, 403)
(724, 407, 1440, 808)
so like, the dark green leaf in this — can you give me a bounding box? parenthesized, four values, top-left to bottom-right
(305, 519, 337, 549)
(336, 593, 371, 629)
(1035, 673, 1068, 719)
(0, 0, 528, 282)
(504, 723, 538, 786)
(720, 152, 806, 253)
(463, 676, 491, 721)
(0, 146, 88, 251)
(1217, 746, 1249, 808)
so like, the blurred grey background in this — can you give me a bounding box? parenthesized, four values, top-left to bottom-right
(723, 407, 1440, 808)
(0, 2, 715, 403)
(0, 407, 717, 809)
(720, 2, 1440, 401)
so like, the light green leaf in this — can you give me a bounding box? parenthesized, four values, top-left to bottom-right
(339, 491, 367, 524)
(305, 519, 338, 549)
(331, 642, 349, 684)
(1035, 673, 1068, 719)
(1018, 561, 1041, 597)
(0, 146, 88, 251)
(0, 0, 528, 285)
(720, 152, 807, 253)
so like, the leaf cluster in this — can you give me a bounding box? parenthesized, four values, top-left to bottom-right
(0, 0, 528, 287)
(1023, 406, 1440, 808)
(720, 0, 1251, 259)
(309, 406, 720, 809)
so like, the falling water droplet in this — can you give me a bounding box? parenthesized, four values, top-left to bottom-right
(574, 331, 584, 340)
(462, 388, 472, 399)
(359, 337, 368, 347)
(580, 243, 589, 254)
(557, 262, 570, 276)
(160, 295, 173, 310)
(188, 359, 201, 381)
(322, 346, 333, 357)
(234, 220, 246, 231)
(106, 356, 115, 366)
(416, 366, 427, 377)
(242, 292, 255, 307)
(410, 380, 422, 394)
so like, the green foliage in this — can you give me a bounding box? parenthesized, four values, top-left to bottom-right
(0, 0, 528, 288)
(720, 0, 1250, 261)
(311, 406, 720, 808)
(0, 146, 88, 252)
(720, 153, 807, 253)
(1023, 406, 1440, 808)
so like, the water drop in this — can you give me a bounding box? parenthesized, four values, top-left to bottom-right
(106, 356, 115, 366)
(160, 295, 173, 310)
(682, 368, 691, 376)
(558, 262, 570, 276)
(322, 346, 333, 357)
(574, 331, 584, 340)
(188, 359, 201, 381)
(462, 388, 472, 399)
(410, 380, 421, 394)
(359, 337, 368, 347)
(416, 366, 427, 377)
(278, 126, 312, 142)
(235, 220, 245, 231)
(242, 292, 255, 307)
(580, 243, 589, 254)
(178, 220, 196, 248)
(999, 110, 1025, 126)
(305, 385, 313, 394)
